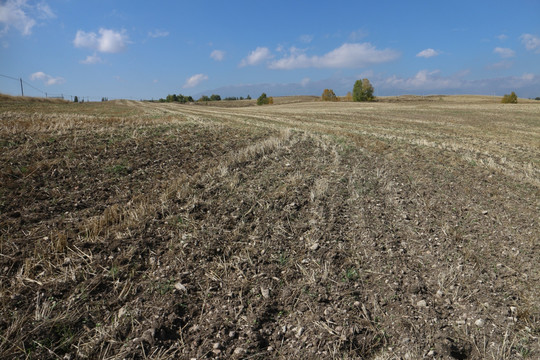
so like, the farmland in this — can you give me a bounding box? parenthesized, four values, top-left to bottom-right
(1, 95, 539, 359)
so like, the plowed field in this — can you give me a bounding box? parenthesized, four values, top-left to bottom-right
(1, 96, 539, 359)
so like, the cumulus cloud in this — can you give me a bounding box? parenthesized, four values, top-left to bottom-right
(183, 73, 208, 89)
(520, 33, 540, 52)
(0, 0, 55, 36)
(74, 28, 129, 53)
(416, 48, 439, 58)
(383, 70, 462, 90)
(148, 29, 169, 38)
(494, 47, 515, 58)
(80, 53, 103, 64)
(210, 49, 225, 61)
(269, 43, 399, 70)
(239, 47, 273, 67)
(30, 71, 64, 85)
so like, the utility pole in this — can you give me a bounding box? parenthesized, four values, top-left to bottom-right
(20, 78, 24, 96)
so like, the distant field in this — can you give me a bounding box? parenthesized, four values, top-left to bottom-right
(1, 96, 539, 359)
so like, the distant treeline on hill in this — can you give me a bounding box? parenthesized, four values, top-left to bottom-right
(159, 94, 252, 103)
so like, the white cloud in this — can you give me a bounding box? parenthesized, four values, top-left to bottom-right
(80, 53, 103, 64)
(383, 69, 462, 90)
(349, 29, 369, 41)
(36, 2, 54, 19)
(239, 47, 273, 67)
(299, 34, 313, 43)
(494, 47, 515, 58)
(487, 60, 513, 70)
(300, 77, 310, 87)
(30, 71, 64, 85)
(210, 49, 225, 61)
(416, 48, 439, 58)
(497, 34, 508, 41)
(0, 0, 55, 36)
(520, 34, 540, 52)
(183, 73, 208, 89)
(521, 73, 534, 81)
(74, 28, 129, 53)
(148, 29, 169, 38)
(269, 43, 399, 70)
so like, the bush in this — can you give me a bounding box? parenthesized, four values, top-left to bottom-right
(534, 97, 540, 101)
(501, 92, 518, 104)
(321, 89, 338, 101)
(257, 93, 273, 105)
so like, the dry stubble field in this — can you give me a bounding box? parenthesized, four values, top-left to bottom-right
(0, 95, 539, 359)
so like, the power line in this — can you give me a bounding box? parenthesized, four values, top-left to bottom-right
(0, 73, 20, 81)
(1, 73, 112, 101)
(21, 79, 45, 95)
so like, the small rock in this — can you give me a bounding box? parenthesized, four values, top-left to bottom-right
(233, 347, 245, 356)
(267, 346, 274, 351)
(427, 349, 435, 356)
(296, 327, 305, 338)
(482, 210, 488, 215)
(118, 307, 127, 319)
(436, 290, 444, 298)
(213, 342, 221, 350)
(475, 319, 485, 327)
(417, 300, 427, 308)
(260, 286, 270, 299)
(310, 243, 319, 251)
(141, 328, 155, 344)
(510, 306, 517, 314)
(174, 282, 187, 292)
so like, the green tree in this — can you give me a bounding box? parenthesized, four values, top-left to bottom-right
(501, 91, 518, 104)
(210, 94, 221, 101)
(257, 93, 269, 105)
(352, 78, 375, 102)
(321, 89, 338, 101)
(73, 96, 79, 103)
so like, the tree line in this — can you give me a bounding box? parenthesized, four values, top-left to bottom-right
(158, 94, 252, 103)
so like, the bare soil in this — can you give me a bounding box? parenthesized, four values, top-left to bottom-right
(1, 96, 539, 359)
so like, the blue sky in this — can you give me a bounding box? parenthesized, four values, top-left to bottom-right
(1, 0, 540, 100)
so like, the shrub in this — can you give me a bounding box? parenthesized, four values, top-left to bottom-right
(501, 92, 518, 104)
(321, 89, 338, 101)
(257, 93, 273, 105)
